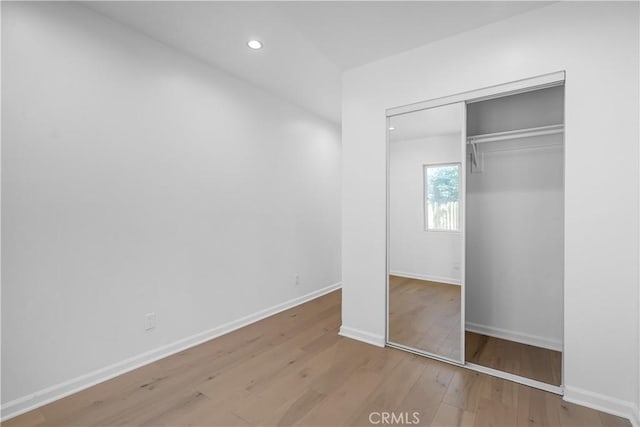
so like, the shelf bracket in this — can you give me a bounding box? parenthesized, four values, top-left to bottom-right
(470, 141, 479, 168)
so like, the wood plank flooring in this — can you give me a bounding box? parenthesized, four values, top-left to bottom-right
(3, 290, 629, 427)
(465, 332, 562, 386)
(388, 275, 562, 386)
(388, 276, 461, 361)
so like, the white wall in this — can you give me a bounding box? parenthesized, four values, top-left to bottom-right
(467, 85, 564, 135)
(342, 1, 639, 422)
(389, 134, 462, 284)
(465, 87, 564, 351)
(1, 0, 341, 415)
(466, 137, 564, 350)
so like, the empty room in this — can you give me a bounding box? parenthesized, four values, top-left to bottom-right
(2, 1, 639, 426)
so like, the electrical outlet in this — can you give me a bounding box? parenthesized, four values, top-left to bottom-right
(145, 312, 156, 331)
(295, 274, 300, 286)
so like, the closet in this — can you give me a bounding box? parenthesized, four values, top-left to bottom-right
(386, 72, 565, 392)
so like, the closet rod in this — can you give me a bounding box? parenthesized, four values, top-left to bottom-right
(467, 124, 564, 144)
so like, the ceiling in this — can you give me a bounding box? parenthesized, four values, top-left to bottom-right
(389, 103, 462, 142)
(84, 1, 552, 123)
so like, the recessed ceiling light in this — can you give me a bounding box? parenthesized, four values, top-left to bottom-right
(388, 126, 396, 131)
(247, 40, 263, 50)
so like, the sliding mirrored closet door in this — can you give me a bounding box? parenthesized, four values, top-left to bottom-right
(386, 72, 565, 392)
(387, 102, 466, 363)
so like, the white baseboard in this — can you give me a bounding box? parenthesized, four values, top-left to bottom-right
(389, 270, 460, 286)
(0, 281, 342, 422)
(564, 386, 638, 427)
(339, 325, 385, 347)
(465, 321, 562, 352)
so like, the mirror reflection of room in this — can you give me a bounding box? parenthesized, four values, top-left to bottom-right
(387, 103, 464, 362)
(464, 86, 564, 386)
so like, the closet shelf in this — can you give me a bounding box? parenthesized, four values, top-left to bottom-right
(466, 124, 564, 144)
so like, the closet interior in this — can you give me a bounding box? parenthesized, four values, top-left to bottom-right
(386, 77, 565, 391)
(465, 85, 564, 387)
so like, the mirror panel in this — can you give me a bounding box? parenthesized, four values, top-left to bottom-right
(387, 102, 465, 363)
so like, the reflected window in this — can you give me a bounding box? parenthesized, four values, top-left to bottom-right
(424, 164, 460, 232)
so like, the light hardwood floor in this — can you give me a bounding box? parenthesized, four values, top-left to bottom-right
(3, 290, 630, 427)
(388, 275, 562, 387)
(465, 332, 562, 386)
(388, 276, 461, 361)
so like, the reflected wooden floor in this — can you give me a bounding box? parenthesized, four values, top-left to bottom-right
(388, 275, 461, 361)
(4, 290, 629, 427)
(465, 331, 562, 386)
